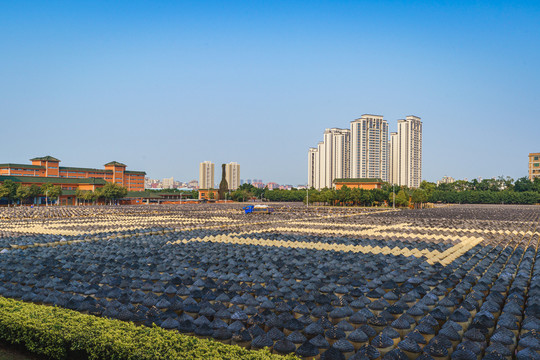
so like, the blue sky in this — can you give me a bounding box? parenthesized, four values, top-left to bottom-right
(1, 1, 539, 185)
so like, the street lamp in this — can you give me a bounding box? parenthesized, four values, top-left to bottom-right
(306, 188, 309, 208)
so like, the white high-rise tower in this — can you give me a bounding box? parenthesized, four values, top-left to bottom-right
(317, 141, 326, 189)
(225, 162, 241, 190)
(308, 148, 318, 188)
(389, 132, 399, 185)
(350, 115, 389, 182)
(396, 116, 422, 188)
(309, 129, 350, 189)
(331, 129, 351, 181)
(199, 161, 215, 189)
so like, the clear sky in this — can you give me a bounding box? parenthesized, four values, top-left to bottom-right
(1, 1, 539, 185)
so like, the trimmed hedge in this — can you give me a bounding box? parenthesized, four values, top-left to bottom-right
(0, 296, 298, 360)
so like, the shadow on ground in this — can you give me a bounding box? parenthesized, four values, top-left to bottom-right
(0, 343, 39, 360)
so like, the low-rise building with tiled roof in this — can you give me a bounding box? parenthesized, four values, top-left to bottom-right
(0, 156, 145, 192)
(333, 178, 383, 190)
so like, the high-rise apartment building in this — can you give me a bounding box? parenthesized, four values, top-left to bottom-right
(332, 129, 351, 182)
(350, 115, 389, 182)
(308, 148, 318, 188)
(396, 116, 422, 188)
(387, 116, 423, 188)
(225, 162, 241, 190)
(308, 129, 352, 190)
(529, 153, 540, 181)
(323, 130, 333, 188)
(389, 132, 399, 185)
(317, 128, 351, 189)
(308, 114, 421, 189)
(199, 161, 214, 189)
(317, 141, 325, 189)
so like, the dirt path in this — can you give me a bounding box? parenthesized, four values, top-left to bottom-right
(0, 343, 39, 360)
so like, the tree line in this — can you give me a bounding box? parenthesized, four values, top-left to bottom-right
(425, 176, 540, 205)
(0, 180, 128, 206)
(226, 183, 416, 206)
(3, 176, 539, 206)
(228, 176, 540, 206)
(74, 183, 128, 205)
(145, 188, 199, 199)
(0, 181, 63, 205)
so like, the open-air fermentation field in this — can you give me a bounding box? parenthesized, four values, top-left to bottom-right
(1, 204, 540, 359)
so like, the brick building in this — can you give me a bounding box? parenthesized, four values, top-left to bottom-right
(0, 156, 145, 191)
(333, 178, 383, 190)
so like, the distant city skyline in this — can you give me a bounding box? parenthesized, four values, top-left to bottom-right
(144, 176, 298, 191)
(1, 1, 539, 184)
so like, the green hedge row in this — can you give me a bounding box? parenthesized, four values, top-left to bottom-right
(0, 296, 298, 360)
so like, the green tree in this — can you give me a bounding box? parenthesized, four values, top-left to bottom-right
(320, 188, 336, 206)
(363, 189, 374, 206)
(350, 188, 361, 206)
(412, 189, 428, 204)
(93, 187, 104, 204)
(84, 190, 99, 205)
(308, 190, 320, 205)
(420, 181, 436, 198)
(514, 177, 533, 192)
(27, 185, 42, 204)
(75, 189, 95, 205)
(75, 189, 84, 205)
(371, 189, 388, 206)
(452, 180, 470, 192)
(43, 183, 55, 205)
(15, 186, 31, 205)
(395, 189, 409, 207)
(100, 183, 128, 204)
(380, 182, 393, 193)
(42, 183, 62, 205)
(0, 180, 19, 205)
(230, 189, 246, 202)
(533, 178, 540, 193)
(237, 183, 264, 197)
(337, 185, 351, 206)
(477, 179, 489, 191)
(498, 176, 514, 191)
(237, 183, 254, 191)
(437, 182, 453, 192)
